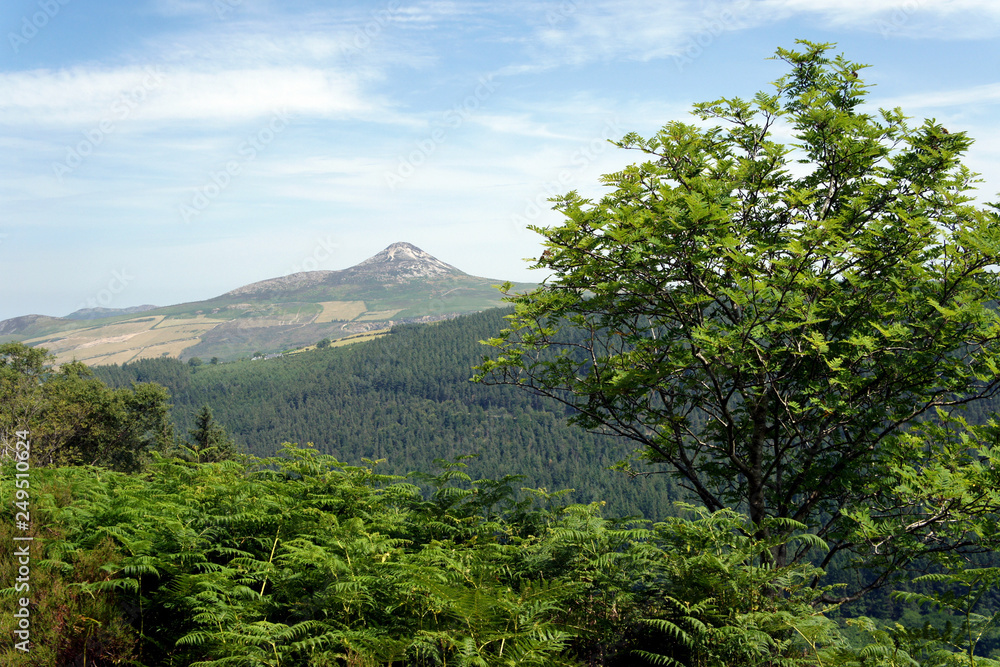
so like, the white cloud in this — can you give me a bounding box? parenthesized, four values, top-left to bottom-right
(0, 65, 376, 125)
(521, 0, 1000, 69)
(758, 0, 1000, 37)
(527, 1, 699, 65)
(873, 82, 1000, 111)
(467, 114, 580, 140)
(762, 0, 1000, 20)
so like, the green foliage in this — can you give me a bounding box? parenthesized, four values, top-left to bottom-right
(0, 447, 895, 667)
(1, 342, 174, 471)
(893, 567, 1000, 666)
(93, 309, 685, 519)
(0, 468, 139, 666)
(475, 41, 1000, 598)
(173, 405, 240, 463)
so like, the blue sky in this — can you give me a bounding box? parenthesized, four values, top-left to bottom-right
(2, 0, 999, 321)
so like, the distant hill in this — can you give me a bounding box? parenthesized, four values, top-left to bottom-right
(65, 305, 159, 320)
(0, 242, 534, 365)
(0, 314, 67, 336)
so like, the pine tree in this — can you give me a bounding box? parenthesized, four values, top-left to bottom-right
(181, 405, 238, 463)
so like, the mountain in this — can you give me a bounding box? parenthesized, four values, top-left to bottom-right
(0, 314, 67, 336)
(225, 242, 465, 298)
(0, 243, 534, 366)
(65, 305, 159, 320)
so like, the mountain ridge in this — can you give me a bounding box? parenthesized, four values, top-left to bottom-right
(66, 305, 159, 320)
(0, 242, 533, 366)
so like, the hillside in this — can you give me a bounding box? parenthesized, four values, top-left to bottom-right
(0, 242, 534, 365)
(93, 308, 684, 519)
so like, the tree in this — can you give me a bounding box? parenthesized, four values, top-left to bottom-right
(179, 405, 238, 463)
(475, 41, 1000, 599)
(0, 343, 174, 470)
(0, 343, 49, 458)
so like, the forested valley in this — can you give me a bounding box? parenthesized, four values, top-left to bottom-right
(90, 308, 684, 521)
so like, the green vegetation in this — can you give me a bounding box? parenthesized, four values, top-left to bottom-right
(1, 342, 173, 471)
(477, 40, 1000, 602)
(5, 446, 996, 667)
(171, 405, 240, 463)
(93, 309, 684, 520)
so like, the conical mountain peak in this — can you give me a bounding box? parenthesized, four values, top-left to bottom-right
(349, 242, 465, 281)
(223, 242, 467, 298)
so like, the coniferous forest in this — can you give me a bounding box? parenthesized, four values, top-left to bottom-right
(91, 308, 685, 520)
(5, 42, 1000, 665)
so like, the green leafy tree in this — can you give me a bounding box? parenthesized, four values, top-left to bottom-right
(0, 343, 48, 458)
(475, 41, 1000, 599)
(0, 342, 174, 470)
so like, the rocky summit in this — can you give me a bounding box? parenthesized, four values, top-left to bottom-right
(347, 242, 465, 282)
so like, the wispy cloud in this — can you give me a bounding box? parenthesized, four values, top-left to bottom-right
(874, 82, 1000, 111)
(0, 65, 376, 125)
(511, 0, 787, 69)
(758, 0, 1000, 37)
(525, 0, 1000, 69)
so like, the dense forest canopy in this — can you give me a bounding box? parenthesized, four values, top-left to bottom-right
(92, 308, 685, 519)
